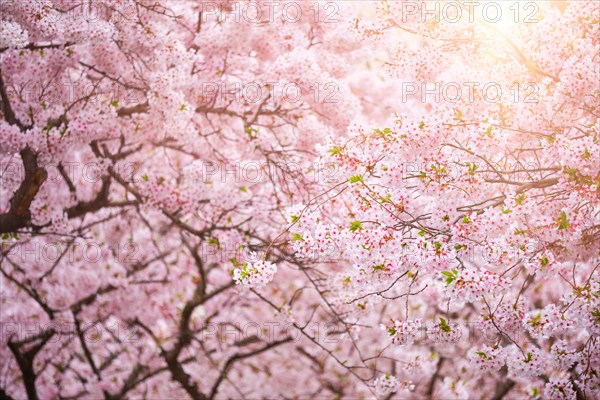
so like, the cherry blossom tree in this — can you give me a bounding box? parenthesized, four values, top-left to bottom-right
(1, 1, 598, 399)
(290, 1, 599, 398)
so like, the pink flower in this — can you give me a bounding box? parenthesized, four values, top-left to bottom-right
(233, 260, 278, 288)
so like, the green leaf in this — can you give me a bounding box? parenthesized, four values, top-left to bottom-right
(387, 327, 397, 336)
(466, 162, 479, 175)
(374, 127, 392, 138)
(453, 109, 463, 121)
(207, 237, 220, 246)
(328, 146, 342, 155)
(372, 263, 386, 271)
(348, 174, 364, 184)
(439, 317, 451, 333)
(539, 256, 549, 267)
(245, 126, 258, 139)
(557, 211, 569, 230)
(349, 221, 362, 232)
(483, 126, 493, 138)
(442, 269, 458, 285)
(591, 309, 600, 323)
(515, 194, 525, 205)
(379, 194, 392, 204)
(475, 351, 487, 358)
(418, 121, 426, 129)
(564, 167, 578, 178)
(291, 233, 304, 242)
(239, 265, 250, 280)
(290, 215, 299, 223)
(582, 148, 591, 159)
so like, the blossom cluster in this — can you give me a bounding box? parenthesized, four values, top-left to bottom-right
(444, 268, 511, 302)
(0, 20, 28, 48)
(233, 260, 278, 289)
(373, 374, 414, 397)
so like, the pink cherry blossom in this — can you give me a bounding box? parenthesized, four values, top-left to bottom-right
(1, 1, 598, 399)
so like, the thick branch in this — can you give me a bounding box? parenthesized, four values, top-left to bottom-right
(65, 176, 111, 219)
(0, 387, 16, 400)
(7, 329, 55, 400)
(0, 147, 47, 234)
